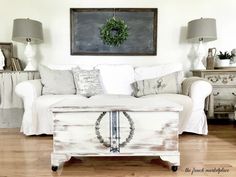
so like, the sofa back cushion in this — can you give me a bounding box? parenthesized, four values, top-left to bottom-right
(39, 65, 76, 95)
(95, 65, 135, 95)
(134, 63, 183, 81)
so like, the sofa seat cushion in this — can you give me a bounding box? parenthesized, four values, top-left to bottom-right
(32, 93, 189, 135)
(53, 94, 182, 111)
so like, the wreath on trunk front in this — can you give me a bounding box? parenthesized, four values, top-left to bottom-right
(100, 17, 128, 47)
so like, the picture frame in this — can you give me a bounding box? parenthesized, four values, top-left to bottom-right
(11, 57, 22, 71)
(0, 42, 13, 70)
(70, 8, 158, 56)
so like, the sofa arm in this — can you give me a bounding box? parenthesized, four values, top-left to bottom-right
(182, 78, 212, 111)
(15, 79, 42, 135)
(15, 79, 42, 109)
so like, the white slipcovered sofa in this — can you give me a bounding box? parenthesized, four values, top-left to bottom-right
(15, 63, 212, 136)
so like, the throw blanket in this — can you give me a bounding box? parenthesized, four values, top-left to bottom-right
(0, 72, 40, 128)
(182, 77, 214, 118)
(0, 71, 40, 109)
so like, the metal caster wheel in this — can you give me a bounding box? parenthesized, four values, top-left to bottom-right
(51, 166, 58, 172)
(171, 166, 178, 172)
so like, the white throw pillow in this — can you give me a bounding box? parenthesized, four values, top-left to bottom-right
(134, 63, 183, 81)
(72, 66, 103, 97)
(39, 65, 76, 95)
(95, 65, 135, 95)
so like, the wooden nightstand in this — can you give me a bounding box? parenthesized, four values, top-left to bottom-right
(192, 69, 236, 119)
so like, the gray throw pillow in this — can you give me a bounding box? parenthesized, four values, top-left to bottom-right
(132, 71, 183, 97)
(72, 67, 103, 97)
(39, 65, 76, 95)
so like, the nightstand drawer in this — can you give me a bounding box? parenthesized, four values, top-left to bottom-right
(204, 73, 236, 86)
(213, 87, 236, 112)
(214, 100, 234, 112)
(192, 69, 236, 117)
(213, 87, 236, 100)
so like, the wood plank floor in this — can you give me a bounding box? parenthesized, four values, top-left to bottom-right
(0, 124, 236, 177)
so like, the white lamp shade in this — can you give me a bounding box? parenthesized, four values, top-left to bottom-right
(12, 18, 43, 44)
(187, 18, 217, 42)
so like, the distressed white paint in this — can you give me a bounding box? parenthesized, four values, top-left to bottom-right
(193, 70, 236, 115)
(51, 96, 183, 113)
(160, 155, 180, 166)
(51, 109, 180, 169)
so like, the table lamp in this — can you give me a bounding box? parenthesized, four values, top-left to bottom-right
(12, 18, 43, 71)
(187, 18, 217, 69)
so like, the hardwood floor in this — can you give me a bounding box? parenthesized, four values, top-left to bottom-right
(0, 124, 236, 177)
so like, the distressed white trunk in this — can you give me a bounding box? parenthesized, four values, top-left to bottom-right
(51, 111, 180, 168)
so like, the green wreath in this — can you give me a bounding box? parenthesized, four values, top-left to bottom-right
(100, 17, 128, 47)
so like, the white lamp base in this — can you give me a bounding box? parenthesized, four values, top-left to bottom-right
(24, 42, 36, 71)
(194, 58, 206, 70)
(194, 40, 206, 70)
(24, 61, 36, 71)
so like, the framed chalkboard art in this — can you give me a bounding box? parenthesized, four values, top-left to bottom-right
(70, 8, 157, 55)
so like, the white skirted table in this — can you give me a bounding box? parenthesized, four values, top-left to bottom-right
(0, 71, 40, 127)
(50, 97, 183, 172)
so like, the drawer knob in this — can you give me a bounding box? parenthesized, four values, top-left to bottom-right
(222, 77, 228, 84)
(229, 75, 236, 81)
(213, 92, 219, 96)
(232, 93, 236, 96)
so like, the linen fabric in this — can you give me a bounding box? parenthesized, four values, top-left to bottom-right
(132, 71, 183, 97)
(0, 72, 40, 128)
(39, 65, 76, 95)
(0, 71, 40, 109)
(72, 67, 103, 97)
